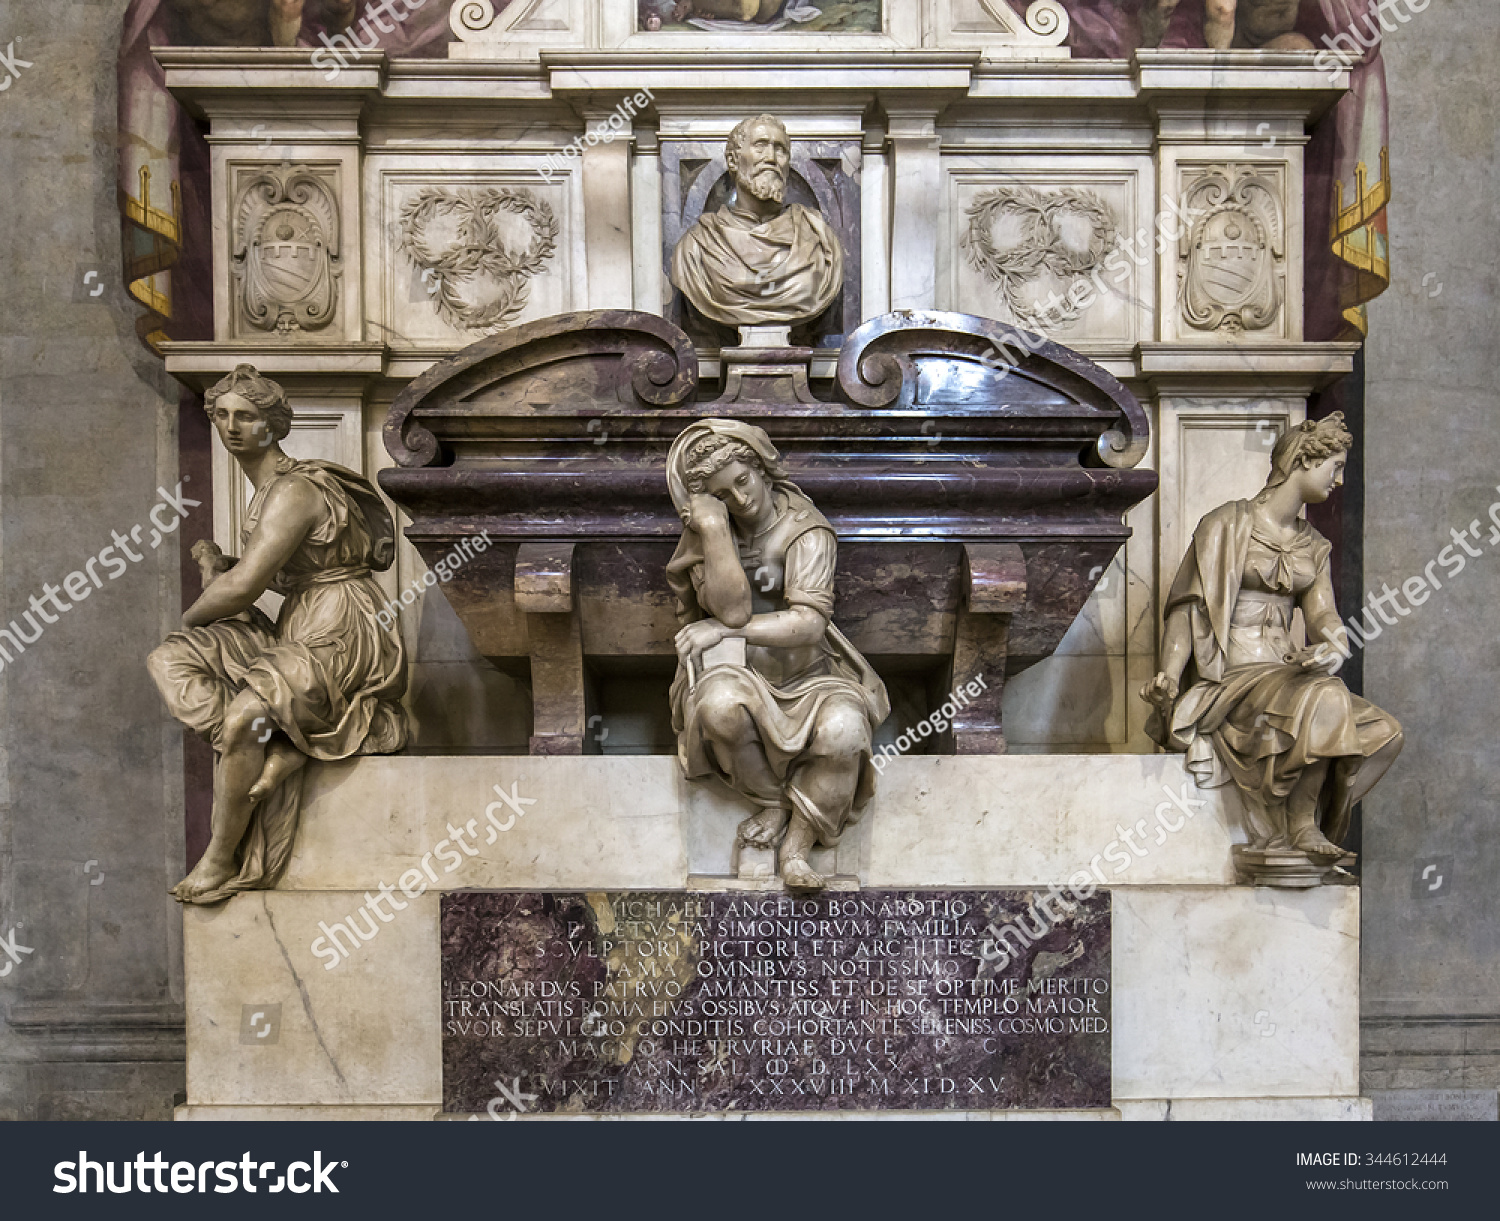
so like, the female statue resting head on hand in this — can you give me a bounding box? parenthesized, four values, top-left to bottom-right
(666, 420, 889, 891)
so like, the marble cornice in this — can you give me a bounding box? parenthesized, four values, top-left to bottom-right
(2, 1002, 186, 1064)
(160, 342, 388, 393)
(157, 48, 1352, 139)
(542, 48, 977, 98)
(1138, 341, 1363, 396)
(156, 47, 387, 119)
(156, 340, 1362, 400)
(1134, 49, 1348, 126)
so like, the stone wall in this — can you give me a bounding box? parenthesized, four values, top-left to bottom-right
(0, 0, 186, 1118)
(1360, 0, 1500, 1095)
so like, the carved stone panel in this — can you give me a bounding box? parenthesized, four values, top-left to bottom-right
(946, 171, 1143, 346)
(961, 185, 1116, 327)
(935, 0, 1070, 50)
(1177, 164, 1287, 338)
(376, 171, 579, 349)
(230, 162, 342, 338)
(448, 0, 589, 57)
(398, 186, 561, 334)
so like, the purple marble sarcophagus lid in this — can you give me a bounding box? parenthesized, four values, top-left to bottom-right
(442, 889, 1110, 1114)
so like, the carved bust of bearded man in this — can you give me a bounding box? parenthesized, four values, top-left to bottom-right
(670, 114, 844, 330)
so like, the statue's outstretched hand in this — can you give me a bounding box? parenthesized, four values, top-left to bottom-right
(1305, 641, 1345, 676)
(1141, 672, 1179, 717)
(191, 540, 232, 589)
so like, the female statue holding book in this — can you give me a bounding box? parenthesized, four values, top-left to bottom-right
(149, 365, 409, 904)
(666, 419, 889, 890)
(1142, 413, 1402, 884)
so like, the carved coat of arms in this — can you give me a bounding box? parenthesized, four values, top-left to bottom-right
(1179, 166, 1285, 334)
(398, 187, 560, 333)
(232, 164, 341, 336)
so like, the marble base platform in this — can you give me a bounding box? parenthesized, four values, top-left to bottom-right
(179, 757, 1367, 1121)
(177, 1100, 1373, 1121)
(176, 1104, 1126, 1121)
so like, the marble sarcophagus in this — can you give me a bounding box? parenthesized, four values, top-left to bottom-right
(380, 308, 1155, 754)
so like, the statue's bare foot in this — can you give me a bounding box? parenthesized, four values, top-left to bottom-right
(780, 856, 825, 891)
(737, 805, 789, 848)
(248, 739, 306, 804)
(170, 853, 237, 904)
(1289, 825, 1344, 860)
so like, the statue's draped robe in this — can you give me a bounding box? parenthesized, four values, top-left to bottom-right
(671, 204, 843, 327)
(1148, 500, 1399, 845)
(667, 490, 888, 845)
(151, 460, 409, 902)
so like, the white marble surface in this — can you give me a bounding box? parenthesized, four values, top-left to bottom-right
(283, 756, 690, 891)
(283, 755, 1249, 892)
(183, 880, 1358, 1112)
(183, 892, 442, 1107)
(186, 757, 1357, 1113)
(887, 109, 942, 312)
(1112, 886, 1360, 1102)
(177, 1105, 442, 1121)
(1118, 1097, 1370, 1121)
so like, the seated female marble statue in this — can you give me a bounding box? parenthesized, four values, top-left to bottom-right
(149, 365, 409, 904)
(1142, 413, 1401, 871)
(666, 420, 889, 890)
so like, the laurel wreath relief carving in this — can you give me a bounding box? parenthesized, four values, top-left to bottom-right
(960, 185, 1118, 330)
(397, 186, 560, 334)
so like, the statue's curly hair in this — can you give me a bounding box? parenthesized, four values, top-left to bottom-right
(1266, 412, 1353, 488)
(203, 364, 293, 442)
(683, 436, 764, 495)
